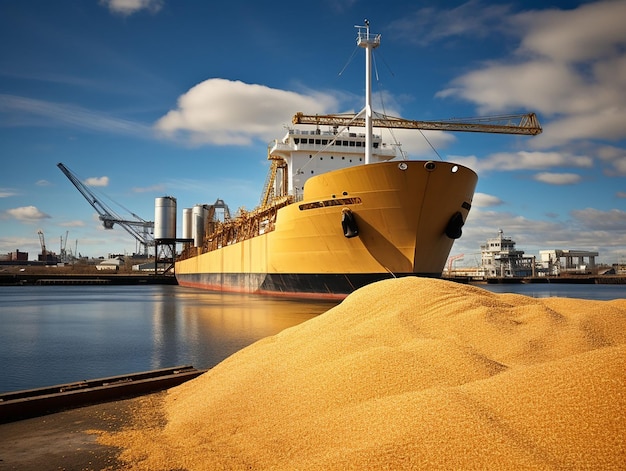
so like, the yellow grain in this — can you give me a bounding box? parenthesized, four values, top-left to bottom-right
(98, 277, 626, 470)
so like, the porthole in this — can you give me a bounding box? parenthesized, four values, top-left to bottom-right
(451, 165, 459, 173)
(424, 161, 436, 171)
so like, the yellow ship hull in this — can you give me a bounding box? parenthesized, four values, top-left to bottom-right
(176, 160, 477, 299)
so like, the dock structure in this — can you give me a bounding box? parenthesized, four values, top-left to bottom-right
(540, 249, 599, 276)
(0, 365, 206, 423)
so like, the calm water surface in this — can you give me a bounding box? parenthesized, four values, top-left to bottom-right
(1, 282, 624, 393)
(0, 285, 336, 393)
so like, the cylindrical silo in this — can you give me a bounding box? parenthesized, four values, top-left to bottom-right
(182, 208, 193, 240)
(192, 204, 208, 247)
(154, 196, 177, 240)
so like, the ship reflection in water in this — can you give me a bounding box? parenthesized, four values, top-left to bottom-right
(0, 285, 336, 393)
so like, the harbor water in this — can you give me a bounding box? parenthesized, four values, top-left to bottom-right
(1, 282, 624, 393)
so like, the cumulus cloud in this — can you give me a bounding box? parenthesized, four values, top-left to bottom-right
(100, 0, 163, 16)
(435, 0, 626, 151)
(596, 145, 626, 176)
(155, 79, 339, 146)
(571, 208, 626, 231)
(514, 1, 626, 63)
(85, 176, 109, 187)
(6, 206, 51, 221)
(472, 192, 503, 207)
(533, 172, 581, 185)
(466, 150, 592, 173)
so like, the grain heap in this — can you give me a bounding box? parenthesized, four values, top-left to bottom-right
(100, 277, 626, 470)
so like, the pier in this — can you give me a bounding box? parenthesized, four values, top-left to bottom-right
(0, 272, 177, 286)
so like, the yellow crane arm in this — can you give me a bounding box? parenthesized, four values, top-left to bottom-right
(292, 112, 542, 135)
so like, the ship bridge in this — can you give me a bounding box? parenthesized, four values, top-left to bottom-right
(268, 127, 396, 201)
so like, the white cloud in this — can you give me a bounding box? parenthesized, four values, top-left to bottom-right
(153, 78, 458, 155)
(533, 172, 581, 185)
(467, 150, 592, 173)
(5, 206, 51, 222)
(514, 1, 626, 63)
(85, 176, 109, 187)
(454, 207, 626, 264)
(0, 188, 18, 198)
(59, 220, 86, 228)
(435, 1, 626, 151)
(389, 0, 512, 46)
(571, 208, 626, 232)
(596, 145, 626, 176)
(0, 94, 153, 138)
(472, 192, 503, 208)
(100, 0, 163, 16)
(155, 79, 339, 146)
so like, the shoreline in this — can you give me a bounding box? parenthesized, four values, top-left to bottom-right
(2, 272, 625, 286)
(0, 272, 177, 286)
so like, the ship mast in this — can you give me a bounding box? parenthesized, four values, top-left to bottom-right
(356, 20, 380, 165)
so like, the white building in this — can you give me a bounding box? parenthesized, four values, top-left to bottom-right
(480, 230, 534, 278)
(539, 249, 598, 275)
(96, 257, 123, 271)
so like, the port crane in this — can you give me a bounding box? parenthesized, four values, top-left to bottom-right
(57, 163, 155, 256)
(37, 229, 47, 260)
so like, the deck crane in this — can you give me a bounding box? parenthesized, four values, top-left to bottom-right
(57, 163, 155, 256)
(292, 111, 542, 136)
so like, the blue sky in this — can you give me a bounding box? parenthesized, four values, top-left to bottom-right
(1, 0, 625, 265)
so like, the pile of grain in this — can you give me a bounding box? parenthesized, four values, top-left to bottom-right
(99, 277, 626, 470)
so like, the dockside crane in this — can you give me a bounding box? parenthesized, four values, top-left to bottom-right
(37, 229, 47, 260)
(57, 163, 155, 256)
(292, 111, 542, 135)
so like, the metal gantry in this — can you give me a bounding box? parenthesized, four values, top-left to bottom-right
(57, 163, 155, 256)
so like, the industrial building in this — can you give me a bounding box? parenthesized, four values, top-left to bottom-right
(445, 230, 603, 280)
(539, 249, 599, 276)
(480, 230, 535, 278)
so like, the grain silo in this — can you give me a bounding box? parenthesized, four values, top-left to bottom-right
(192, 204, 208, 247)
(182, 207, 193, 241)
(154, 196, 177, 240)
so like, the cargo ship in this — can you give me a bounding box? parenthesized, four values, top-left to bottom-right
(174, 23, 541, 299)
